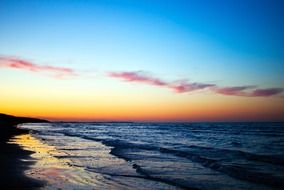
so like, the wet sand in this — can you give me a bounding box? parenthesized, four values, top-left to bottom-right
(0, 125, 44, 189)
(8, 133, 104, 190)
(0, 114, 47, 189)
(1, 114, 178, 190)
(12, 125, 182, 190)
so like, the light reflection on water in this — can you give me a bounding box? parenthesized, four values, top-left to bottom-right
(9, 134, 102, 190)
(10, 133, 177, 190)
(14, 122, 284, 190)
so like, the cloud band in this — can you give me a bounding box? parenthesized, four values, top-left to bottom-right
(0, 56, 77, 78)
(109, 71, 283, 97)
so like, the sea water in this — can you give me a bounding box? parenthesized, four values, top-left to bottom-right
(18, 122, 284, 190)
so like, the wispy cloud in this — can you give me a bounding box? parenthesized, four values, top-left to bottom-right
(249, 88, 283, 97)
(1, 56, 282, 97)
(108, 71, 283, 97)
(108, 71, 215, 93)
(0, 56, 77, 78)
(108, 71, 167, 86)
(212, 86, 256, 96)
(213, 86, 283, 97)
(169, 80, 216, 93)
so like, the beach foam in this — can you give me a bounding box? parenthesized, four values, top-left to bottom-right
(16, 122, 284, 190)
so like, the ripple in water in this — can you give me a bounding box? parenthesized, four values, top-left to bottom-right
(16, 122, 284, 190)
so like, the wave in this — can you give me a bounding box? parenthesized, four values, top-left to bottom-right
(158, 147, 284, 188)
(60, 131, 284, 188)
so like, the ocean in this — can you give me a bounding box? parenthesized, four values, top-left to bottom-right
(17, 122, 284, 190)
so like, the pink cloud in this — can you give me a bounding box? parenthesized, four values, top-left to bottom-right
(1, 57, 282, 98)
(213, 86, 283, 97)
(0, 56, 77, 78)
(108, 71, 283, 97)
(170, 81, 215, 93)
(108, 71, 215, 93)
(212, 86, 255, 96)
(108, 71, 167, 86)
(250, 88, 283, 97)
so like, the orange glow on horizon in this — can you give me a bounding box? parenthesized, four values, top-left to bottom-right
(2, 94, 283, 122)
(1, 73, 283, 122)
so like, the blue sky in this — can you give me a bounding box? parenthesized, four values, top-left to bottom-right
(1, 0, 284, 121)
(0, 0, 283, 90)
(1, 0, 283, 87)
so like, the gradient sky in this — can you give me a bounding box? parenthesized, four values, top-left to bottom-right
(0, 0, 284, 121)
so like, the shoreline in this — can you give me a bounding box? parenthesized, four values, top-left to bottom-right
(0, 114, 48, 189)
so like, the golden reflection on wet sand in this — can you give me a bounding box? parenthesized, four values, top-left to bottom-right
(8, 130, 181, 190)
(9, 134, 102, 190)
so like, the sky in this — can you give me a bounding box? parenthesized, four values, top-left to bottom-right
(0, 0, 284, 121)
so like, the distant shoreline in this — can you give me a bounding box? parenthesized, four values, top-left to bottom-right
(0, 113, 48, 189)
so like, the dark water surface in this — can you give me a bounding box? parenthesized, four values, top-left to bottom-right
(19, 122, 284, 190)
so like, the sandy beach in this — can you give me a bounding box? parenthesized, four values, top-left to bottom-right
(0, 114, 47, 189)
